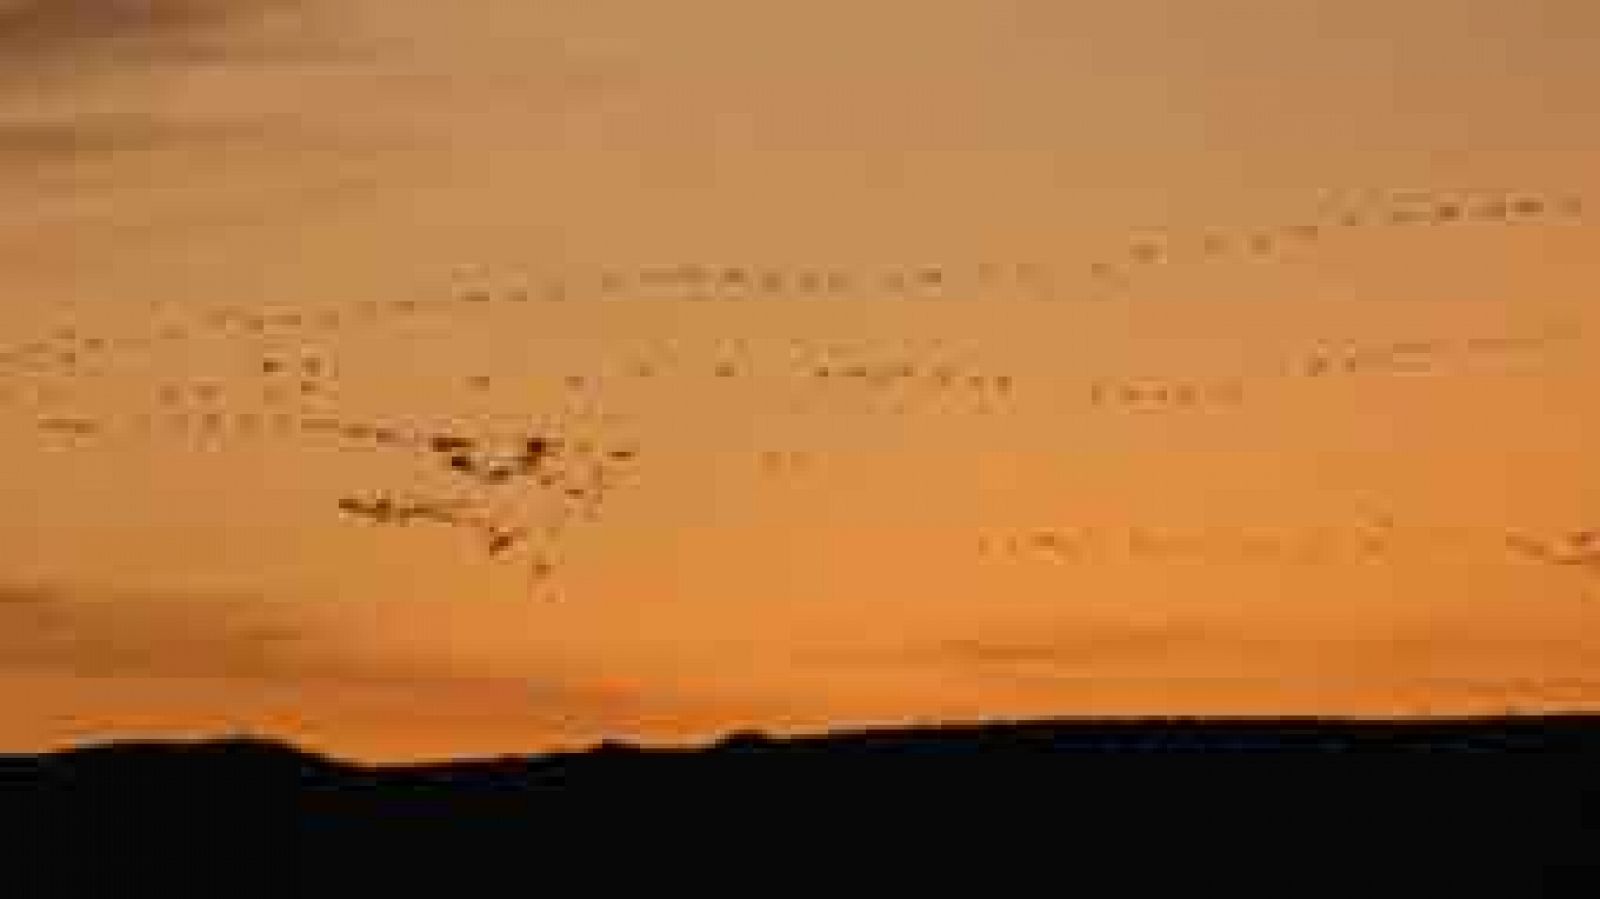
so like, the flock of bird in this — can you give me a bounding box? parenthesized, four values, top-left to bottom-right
(443, 187, 1584, 304)
(2, 186, 1592, 594)
(0, 186, 1581, 394)
(31, 401, 643, 594)
(978, 518, 1433, 566)
(980, 520, 1600, 585)
(314, 415, 642, 592)
(1300, 324, 1582, 380)
(1086, 378, 1246, 411)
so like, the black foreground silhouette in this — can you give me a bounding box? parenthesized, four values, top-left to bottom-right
(7, 714, 1600, 891)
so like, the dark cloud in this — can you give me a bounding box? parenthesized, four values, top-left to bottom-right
(932, 626, 1209, 670)
(0, 0, 303, 69)
(0, 113, 257, 167)
(908, 619, 1600, 682)
(0, 582, 403, 684)
(794, 624, 1228, 677)
(0, 2, 347, 186)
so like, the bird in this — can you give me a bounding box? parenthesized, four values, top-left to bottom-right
(485, 527, 524, 556)
(429, 435, 476, 454)
(1506, 532, 1600, 574)
(336, 495, 474, 527)
(517, 436, 556, 469)
(338, 495, 394, 521)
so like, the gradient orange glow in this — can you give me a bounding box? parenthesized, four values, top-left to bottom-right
(3, 0, 1598, 761)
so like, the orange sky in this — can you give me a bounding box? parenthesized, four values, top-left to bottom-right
(3, 0, 1599, 762)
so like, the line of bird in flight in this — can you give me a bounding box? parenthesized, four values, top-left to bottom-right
(3, 185, 1592, 595)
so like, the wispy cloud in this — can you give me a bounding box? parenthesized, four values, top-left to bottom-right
(0, 1, 350, 178)
(0, 0, 308, 71)
(0, 112, 265, 170)
(0, 581, 594, 689)
(0, 582, 364, 682)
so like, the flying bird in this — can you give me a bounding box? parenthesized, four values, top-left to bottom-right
(429, 435, 476, 454)
(1505, 532, 1600, 575)
(337, 495, 475, 527)
(485, 527, 525, 556)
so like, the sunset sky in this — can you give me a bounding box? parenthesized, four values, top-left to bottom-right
(3, 0, 1598, 761)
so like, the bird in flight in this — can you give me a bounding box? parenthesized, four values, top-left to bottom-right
(336, 494, 476, 527)
(337, 492, 539, 568)
(1505, 531, 1600, 575)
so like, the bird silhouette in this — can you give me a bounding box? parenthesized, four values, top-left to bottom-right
(8, 185, 1587, 609)
(522, 436, 555, 465)
(337, 495, 475, 527)
(429, 435, 476, 454)
(485, 527, 524, 556)
(1506, 531, 1600, 574)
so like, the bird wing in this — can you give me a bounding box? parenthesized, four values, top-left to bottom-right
(1507, 534, 1600, 572)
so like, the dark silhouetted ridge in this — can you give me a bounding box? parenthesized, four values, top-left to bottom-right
(8, 716, 1600, 889)
(10, 715, 1600, 783)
